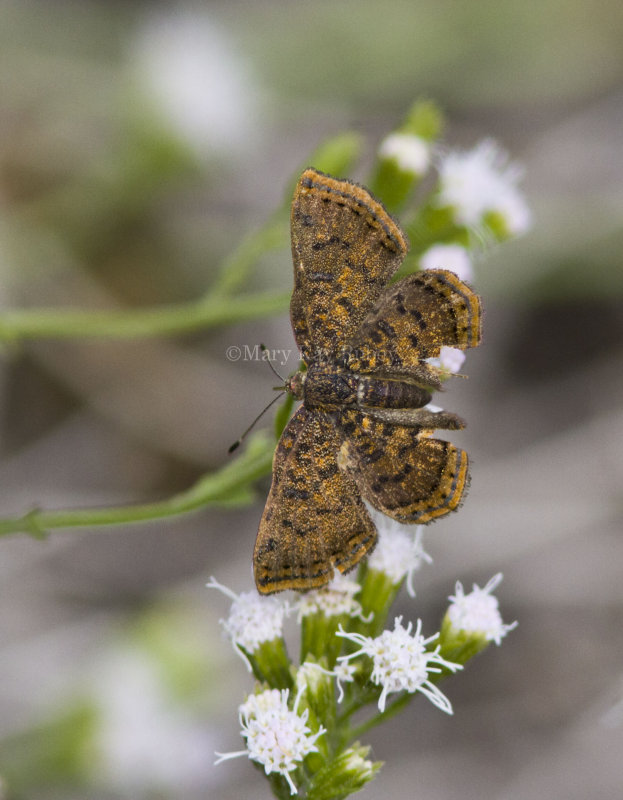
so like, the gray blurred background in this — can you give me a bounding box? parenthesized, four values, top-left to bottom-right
(1, 1, 622, 798)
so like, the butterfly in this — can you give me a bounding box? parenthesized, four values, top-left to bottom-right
(254, 168, 481, 594)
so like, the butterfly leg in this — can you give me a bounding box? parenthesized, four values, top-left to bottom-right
(361, 406, 466, 430)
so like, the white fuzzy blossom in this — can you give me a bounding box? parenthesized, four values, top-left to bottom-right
(207, 578, 287, 665)
(378, 132, 431, 175)
(295, 571, 368, 622)
(337, 617, 462, 714)
(427, 345, 466, 375)
(93, 649, 215, 794)
(215, 688, 325, 795)
(447, 573, 517, 645)
(366, 509, 431, 597)
(436, 139, 531, 235)
(239, 688, 284, 718)
(132, 10, 261, 159)
(419, 243, 474, 283)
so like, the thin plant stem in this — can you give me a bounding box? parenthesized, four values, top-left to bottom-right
(1, 205, 290, 343)
(0, 290, 290, 343)
(347, 693, 413, 741)
(206, 216, 289, 299)
(0, 435, 274, 538)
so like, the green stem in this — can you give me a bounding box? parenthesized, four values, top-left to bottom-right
(0, 290, 290, 342)
(335, 684, 378, 725)
(206, 216, 289, 299)
(348, 693, 412, 740)
(0, 436, 274, 538)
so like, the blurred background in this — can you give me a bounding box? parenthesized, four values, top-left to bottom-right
(1, 0, 622, 798)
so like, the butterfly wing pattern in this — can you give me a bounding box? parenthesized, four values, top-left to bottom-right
(254, 168, 481, 594)
(289, 169, 408, 361)
(254, 407, 376, 592)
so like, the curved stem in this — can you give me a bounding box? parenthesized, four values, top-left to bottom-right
(0, 436, 274, 538)
(0, 290, 290, 342)
(206, 217, 289, 299)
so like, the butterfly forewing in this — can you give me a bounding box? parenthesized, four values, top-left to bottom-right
(290, 169, 408, 361)
(254, 407, 376, 594)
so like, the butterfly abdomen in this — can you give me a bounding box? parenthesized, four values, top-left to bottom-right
(354, 375, 432, 410)
(299, 364, 432, 411)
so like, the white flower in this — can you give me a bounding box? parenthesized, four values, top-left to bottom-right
(447, 573, 517, 645)
(239, 688, 284, 719)
(366, 508, 431, 597)
(436, 139, 531, 235)
(207, 578, 287, 664)
(92, 649, 215, 794)
(215, 688, 325, 795)
(337, 617, 462, 713)
(427, 345, 466, 375)
(419, 243, 474, 283)
(131, 10, 262, 159)
(295, 571, 367, 622)
(378, 132, 431, 175)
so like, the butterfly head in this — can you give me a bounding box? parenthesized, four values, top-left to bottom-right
(285, 371, 306, 400)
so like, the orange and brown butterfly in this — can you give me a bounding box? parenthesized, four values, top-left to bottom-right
(253, 168, 481, 594)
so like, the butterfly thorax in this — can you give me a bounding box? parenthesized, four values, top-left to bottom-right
(286, 362, 432, 411)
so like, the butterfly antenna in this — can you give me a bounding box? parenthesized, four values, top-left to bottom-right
(228, 390, 285, 454)
(260, 343, 286, 382)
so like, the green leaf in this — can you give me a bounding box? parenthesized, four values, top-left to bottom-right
(274, 392, 296, 440)
(400, 98, 444, 141)
(309, 132, 363, 178)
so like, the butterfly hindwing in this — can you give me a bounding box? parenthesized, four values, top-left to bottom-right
(290, 169, 408, 360)
(343, 269, 481, 376)
(334, 409, 469, 524)
(254, 407, 377, 594)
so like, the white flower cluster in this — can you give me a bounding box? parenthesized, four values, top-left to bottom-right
(132, 10, 260, 158)
(295, 571, 367, 621)
(366, 510, 431, 596)
(447, 573, 518, 645)
(215, 688, 325, 795)
(93, 648, 214, 794)
(338, 617, 462, 713)
(378, 132, 431, 175)
(207, 577, 287, 661)
(436, 139, 532, 235)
